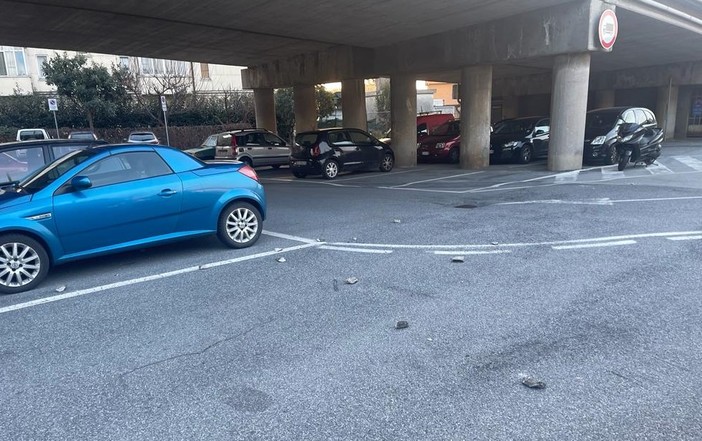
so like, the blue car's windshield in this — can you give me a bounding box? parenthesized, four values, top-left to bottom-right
(18, 149, 100, 194)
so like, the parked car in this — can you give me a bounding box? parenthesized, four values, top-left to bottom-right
(0, 139, 108, 188)
(185, 134, 217, 160)
(0, 144, 266, 293)
(127, 131, 159, 145)
(290, 128, 394, 179)
(416, 119, 461, 163)
(68, 131, 98, 141)
(490, 116, 550, 163)
(214, 128, 290, 168)
(16, 128, 50, 141)
(380, 113, 455, 145)
(584, 107, 659, 164)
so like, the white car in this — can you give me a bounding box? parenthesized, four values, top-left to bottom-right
(16, 128, 50, 141)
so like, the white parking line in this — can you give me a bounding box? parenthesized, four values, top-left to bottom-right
(552, 240, 637, 250)
(0, 242, 320, 315)
(389, 171, 484, 188)
(666, 235, 702, 241)
(319, 245, 393, 254)
(674, 156, 702, 171)
(262, 230, 320, 244)
(431, 250, 512, 255)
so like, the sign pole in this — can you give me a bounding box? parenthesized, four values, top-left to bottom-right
(52, 112, 60, 139)
(47, 98, 60, 139)
(160, 95, 170, 145)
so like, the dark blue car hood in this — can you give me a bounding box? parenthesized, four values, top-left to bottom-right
(491, 133, 529, 144)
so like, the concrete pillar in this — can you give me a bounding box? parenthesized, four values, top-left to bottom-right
(548, 53, 591, 171)
(390, 74, 417, 167)
(674, 87, 691, 139)
(656, 84, 678, 140)
(594, 89, 616, 109)
(253, 88, 277, 133)
(501, 95, 519, 120)
(293, 84, 317, 133)
(460, 65, 492, 169)
(342, 79, 368, 130)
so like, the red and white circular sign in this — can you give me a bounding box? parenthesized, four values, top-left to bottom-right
(599, 9, 618, 50)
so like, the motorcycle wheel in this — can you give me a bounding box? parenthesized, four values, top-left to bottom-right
(618, 151, 631, 171)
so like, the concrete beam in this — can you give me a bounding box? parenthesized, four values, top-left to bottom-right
(377, 0, 607, 75)
(242, 46, 374, 89)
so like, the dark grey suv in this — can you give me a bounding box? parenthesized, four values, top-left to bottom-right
(0, 139, 107, 187)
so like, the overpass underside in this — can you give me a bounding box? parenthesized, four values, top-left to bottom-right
(2, 0, 702, 170)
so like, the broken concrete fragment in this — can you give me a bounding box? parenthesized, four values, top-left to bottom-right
(451, 256, 465, 263)
(392, 219, 401, 224)
(55, 285, 66, 293)
(276, 257, 286, 263)
(344, 277, 358, 285)
(395, 320, 409, 329)
(521, 376, 546, 389)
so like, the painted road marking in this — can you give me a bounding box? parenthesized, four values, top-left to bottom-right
(666, 235, 702, 241)
(329, 230, 702, 250)
(552, 240, 637, 250)
(0, 242, 321, 315)
(554, 170, 580, 183)
(319, 245, 393, 254)
(431, 250, 512, 255)
(262, 230, 320, 244)
(674, 156, 702, 171)
(646, 162, 673, 175)
(389, 171, 484, 188)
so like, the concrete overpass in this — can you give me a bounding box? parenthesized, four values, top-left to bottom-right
(2, 0, 702, 170)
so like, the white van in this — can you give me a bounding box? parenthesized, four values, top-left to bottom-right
(16, 128, 50, 141)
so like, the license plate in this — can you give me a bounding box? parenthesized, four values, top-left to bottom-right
(294, 161, 307, 166)
(489, 149, 494, 154)
(421, 151, 429, 156)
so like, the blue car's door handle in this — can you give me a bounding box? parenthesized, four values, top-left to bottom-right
(159, 189, 178, 197)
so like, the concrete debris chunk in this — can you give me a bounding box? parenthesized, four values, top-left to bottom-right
(395, 320, 409, 329)
(276, 257, 287, 263)
(344, 277, 359, 285)
(333, 279, 339, 292)
(392, 219, 402, 224)
(521, 376, 546, 389)
(274, 248, 283, 252)
(55, 285, 67, 293)
(491, 241, 499, 246)
(451, 256, 465, 263)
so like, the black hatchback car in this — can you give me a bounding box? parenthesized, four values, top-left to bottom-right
(584, 107, 658, 164)
(490, 116, 550, 163)
(0, 138, 108, 187)
(290, 128, 394, 179)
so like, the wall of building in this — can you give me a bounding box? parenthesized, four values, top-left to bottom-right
(0, 47, 245, 96)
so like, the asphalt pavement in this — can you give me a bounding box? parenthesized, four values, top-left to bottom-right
(1, 141, 701, 440)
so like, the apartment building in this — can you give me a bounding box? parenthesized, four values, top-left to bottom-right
(0, 46, 244, 96)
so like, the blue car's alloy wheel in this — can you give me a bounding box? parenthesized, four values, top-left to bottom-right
(217, 202, 262, 249)
(0, 235, 50, 294)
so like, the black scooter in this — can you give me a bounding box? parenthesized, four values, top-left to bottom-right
(615, 122, 664, 171)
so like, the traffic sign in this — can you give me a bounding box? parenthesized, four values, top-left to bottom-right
(598, 9, 618, 51)
(160, 95, 168, 112)
(47, 98, 58, 112)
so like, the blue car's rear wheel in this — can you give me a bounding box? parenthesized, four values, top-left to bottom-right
(0, 234, 50, 294)
(217, 202, 262, 249)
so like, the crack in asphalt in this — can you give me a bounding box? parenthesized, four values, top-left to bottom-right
(119, 317, 276, 378)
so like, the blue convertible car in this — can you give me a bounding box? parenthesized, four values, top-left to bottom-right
(0, 144, 266, 294)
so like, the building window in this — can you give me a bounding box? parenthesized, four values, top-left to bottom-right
(37, 55, 48, 78)
(0, 46, 27, 77)
(200, 63, 210, 80)
(119, 56, 130, 70)
(138, 57, 187, 76)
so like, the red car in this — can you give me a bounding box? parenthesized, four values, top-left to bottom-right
(416, 119, 461, 163)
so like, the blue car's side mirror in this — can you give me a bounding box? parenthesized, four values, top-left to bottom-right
(71, 176, 92, 190)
